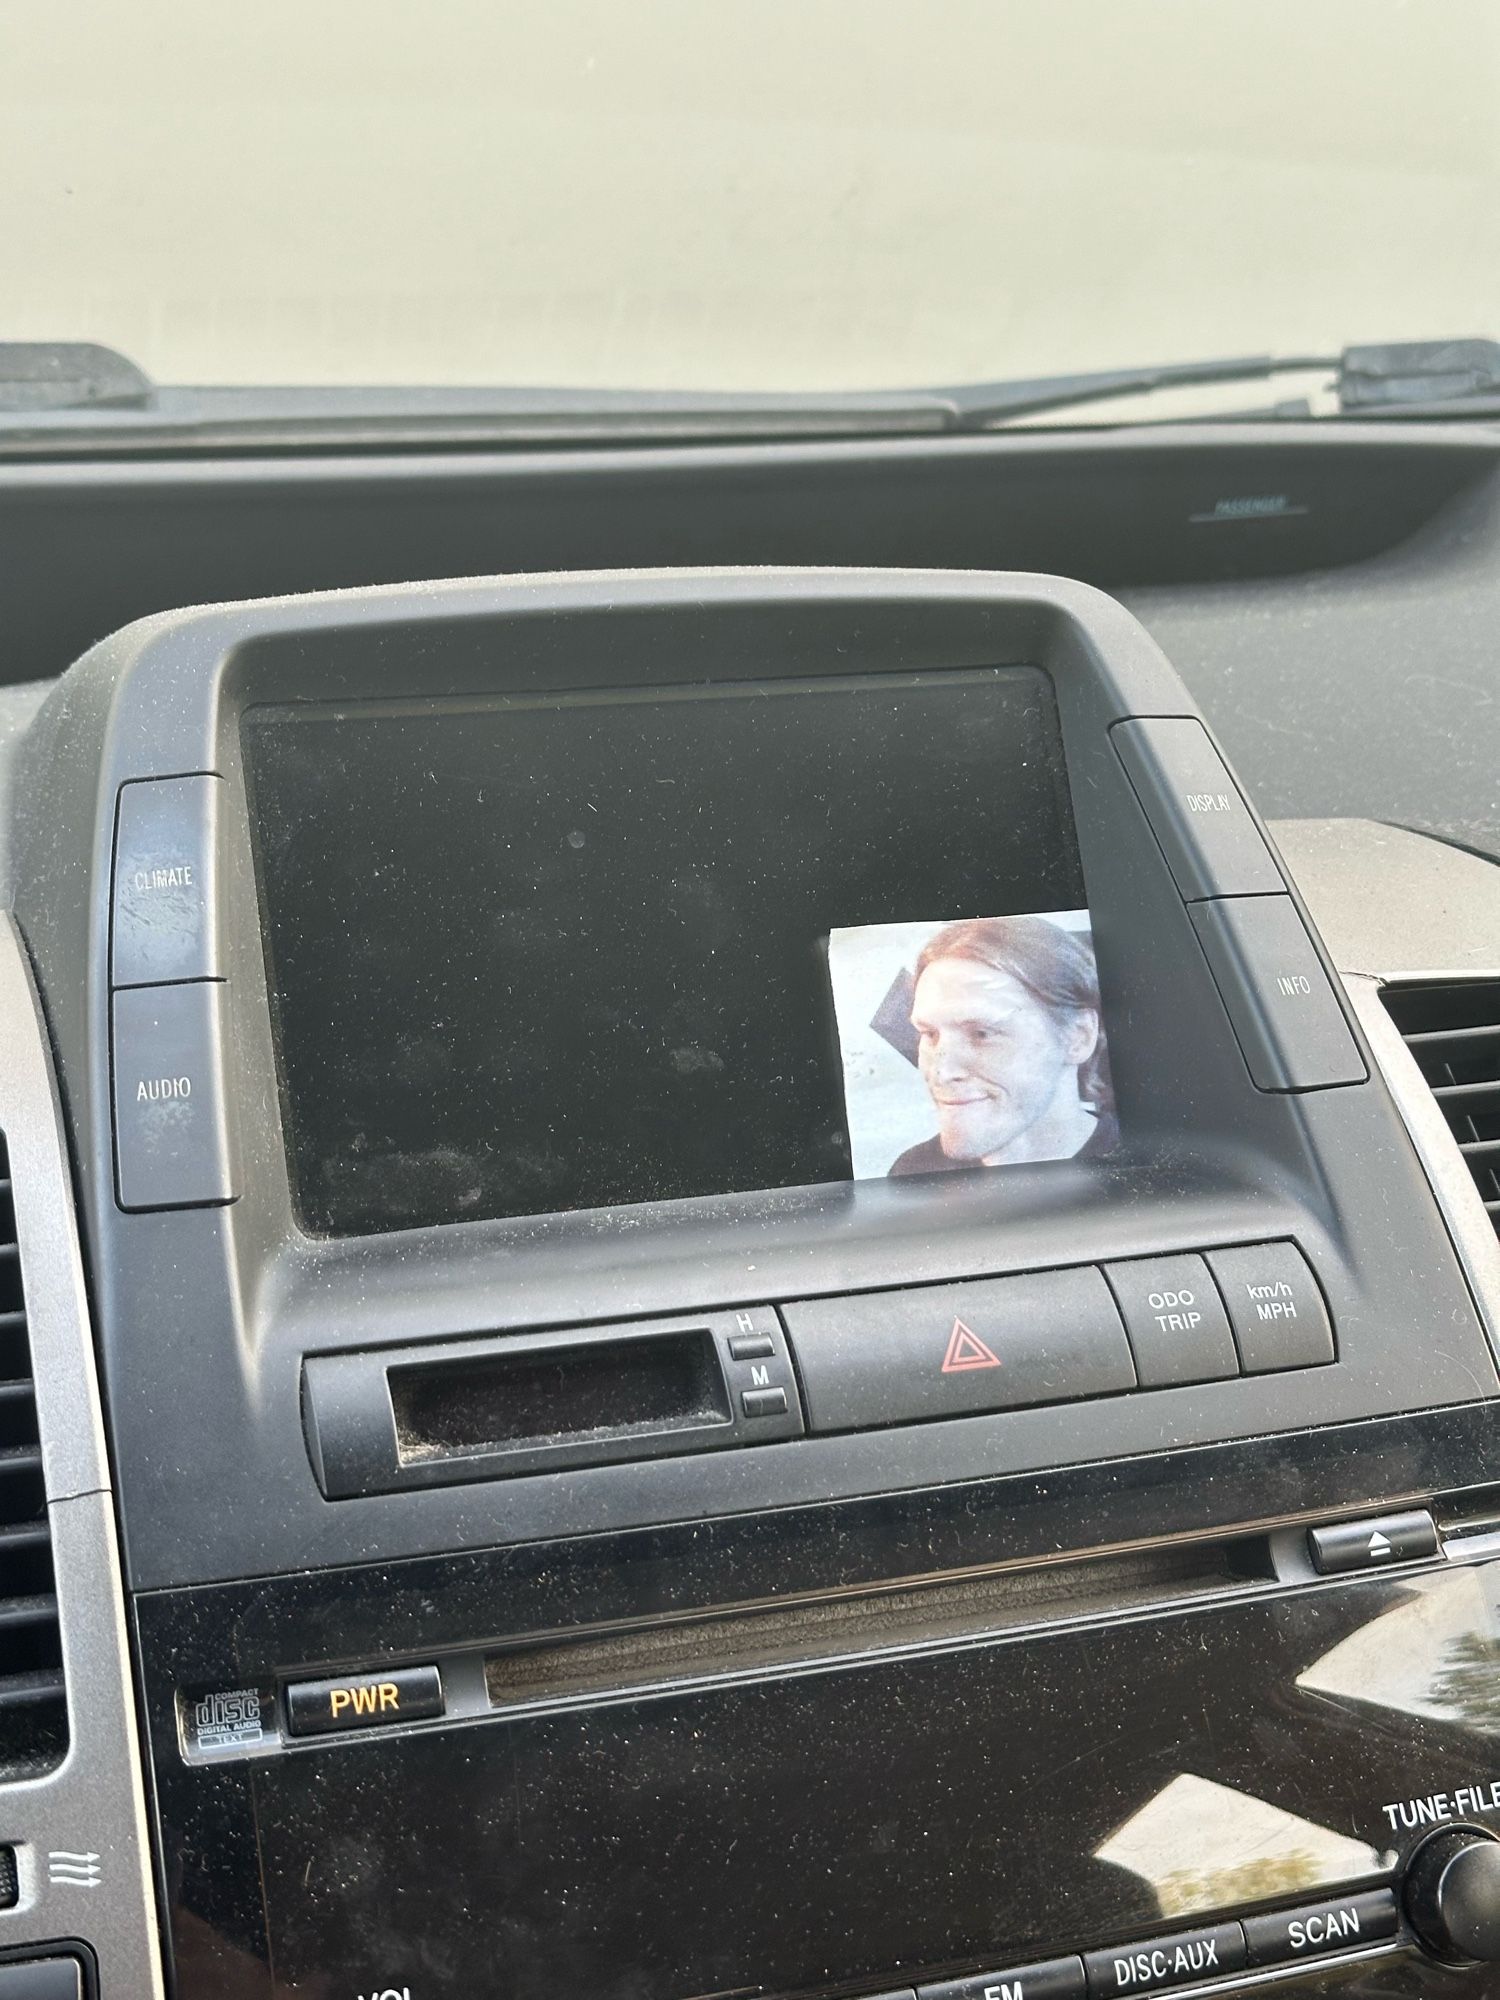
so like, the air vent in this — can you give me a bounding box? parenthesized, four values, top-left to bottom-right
(1383, 980, 1500, 1237)
(0, 1134, 66, 1778)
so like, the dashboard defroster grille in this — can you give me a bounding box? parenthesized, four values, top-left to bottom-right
(1383, 980, 1500, 1237)
(0, 1134, 67, 1778)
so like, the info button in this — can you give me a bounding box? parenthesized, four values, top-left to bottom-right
(781, 1267, 1136, 1433)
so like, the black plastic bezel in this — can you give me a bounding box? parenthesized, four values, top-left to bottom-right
(11, 567, 1496, 1591)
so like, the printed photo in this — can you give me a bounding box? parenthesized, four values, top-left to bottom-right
(827, 912, 1117, 1182)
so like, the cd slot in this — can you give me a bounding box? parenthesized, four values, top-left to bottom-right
(483, 1538, 1270, 1716)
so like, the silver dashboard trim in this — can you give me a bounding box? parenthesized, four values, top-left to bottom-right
(1273, 816, 1500, 1373)
(0, 914, 163, 1992)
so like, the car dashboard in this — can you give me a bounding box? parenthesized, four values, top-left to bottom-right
(1, 417, 1500, 2000)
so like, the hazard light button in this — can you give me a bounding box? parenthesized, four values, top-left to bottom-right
(780, 1267, 1136, 1433)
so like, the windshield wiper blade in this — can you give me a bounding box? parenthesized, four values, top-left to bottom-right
(0, 342, 1342, 439)
(934, 351, 1339, 427)
(0, 337, 1497, 452)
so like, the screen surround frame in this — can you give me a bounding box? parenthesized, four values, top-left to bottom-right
(13, 567, 1496, 1591)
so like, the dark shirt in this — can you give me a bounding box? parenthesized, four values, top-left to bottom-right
(888, 1108, 1120, 1178)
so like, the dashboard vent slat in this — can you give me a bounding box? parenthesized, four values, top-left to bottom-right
(0, 1133, 67, 1780)
(1384, 981, 1500, 1234)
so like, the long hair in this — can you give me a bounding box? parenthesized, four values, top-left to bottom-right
(913, 915, 1113, 1116)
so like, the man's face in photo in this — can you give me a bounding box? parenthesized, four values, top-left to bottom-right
(911, 957, 1097, 1163)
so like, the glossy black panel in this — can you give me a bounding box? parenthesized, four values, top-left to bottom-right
(142, 1551, 1500, 1999)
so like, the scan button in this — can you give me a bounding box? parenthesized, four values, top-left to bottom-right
(1243, 1888, 1399, 1966)
(286, 1664, 444, 1737)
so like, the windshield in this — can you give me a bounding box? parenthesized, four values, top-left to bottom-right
(7, 0, 1497, 394)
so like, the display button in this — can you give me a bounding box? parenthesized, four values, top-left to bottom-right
(1308, 1510, 1438, 1575)
(781, 1266, 1136, 1433)
(1103, 1254, 1239, 1387)
(0, 1964, 83, 2000)
(919, 1954, 1086, 2000)
(286, 1664, 444, 1737)
(112, 982, 236, 1210)
(1207, 1242, 1335, 1372)
(1113, 718, 1284, 901)
(1190, 895, 1366, 1091)
(1083, 1922, 1245, 1997)
(1243, 1888, 1399, 1966)
(112, 773, 221, 986)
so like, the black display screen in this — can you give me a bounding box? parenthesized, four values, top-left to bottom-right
(244, 669, 1093, 1235)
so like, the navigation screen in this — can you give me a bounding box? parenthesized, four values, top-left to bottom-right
(243, 669, 1111, 1235)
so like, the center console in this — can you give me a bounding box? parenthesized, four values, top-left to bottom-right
(9, 568, 1500, 1999)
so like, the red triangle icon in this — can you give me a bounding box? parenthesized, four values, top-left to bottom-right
(941, 1318, 1002, 1373)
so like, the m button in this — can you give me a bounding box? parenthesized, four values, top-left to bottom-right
(285, 1664, 444, 1737)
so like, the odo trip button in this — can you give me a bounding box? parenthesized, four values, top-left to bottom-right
(286, 1665, 444, 1737)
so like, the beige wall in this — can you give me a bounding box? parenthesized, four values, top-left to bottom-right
(6, 0, 1500, 389)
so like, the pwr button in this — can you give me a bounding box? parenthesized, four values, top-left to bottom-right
(285, 1664, 444, 1737)
(1206, 1242, 1335, 1372)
